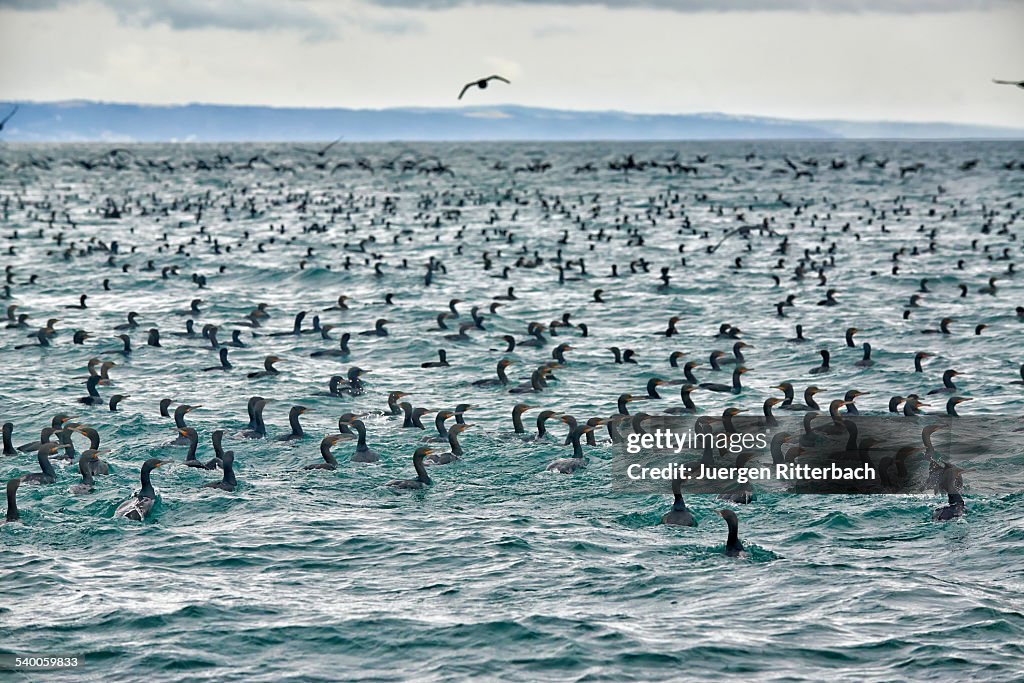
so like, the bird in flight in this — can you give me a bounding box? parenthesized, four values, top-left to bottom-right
(0, 105, 18, 131)
(315, 136, 344, 156)
(295, 135, 344, 157)
(458, 75, 511, 100)
(992, 79, 1024, 89)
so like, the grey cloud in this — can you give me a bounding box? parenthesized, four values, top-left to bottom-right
(365, 0, 1019, 13)
(0, 0, 63, 7)
(1, 0, 338, 40)
(108, 0, 336, 39)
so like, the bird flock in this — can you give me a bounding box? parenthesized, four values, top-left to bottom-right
(1, 139, 1022, 556)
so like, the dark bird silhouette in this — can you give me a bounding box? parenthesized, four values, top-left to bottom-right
(992, 79, 1024, 89)
(0, 105, 17, 132)
(458, 75, 511, 100)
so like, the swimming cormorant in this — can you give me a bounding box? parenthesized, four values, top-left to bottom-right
(931, 464, 966, 521)
(717, 509, 745, 556)
(928, 369, 960, 395)
(344, 419, 379, 462)
(240, 399, 271, 439)
(427, 423, 471, 465)
(359, 319, 389, 337)
(4, 478, 20, 523)
(546, 423, 600, 473)
(276, 406, 310, 441)
(203, 347, 232, 371)
(473, 359, 515, 387)
(204, 451, 237, 491)
(304, 434, 350, 470)
(247, 355, 284, 379)
(422, 349, 450, 368)
(661, 477, 696, 526)
(809, 350, 831, 375)
(114, 458, 169, 521)
(2, 422, 14, 456)
(700, 367, 748, 394)
(386, 447, 434, 489)
(21, 443, 70, 485)
(70, 451, 100, 494)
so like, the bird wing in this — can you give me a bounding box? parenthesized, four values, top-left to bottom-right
(0, 105, 17, 126)
(992, 79, 1021, 85)
(708, 225, 755, 253)
(487, 75, 511, 84)
(318, 136, 344, 155)
(458, 82, 474, 100)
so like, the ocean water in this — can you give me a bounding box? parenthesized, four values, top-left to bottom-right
(1, 141, 1023, 682)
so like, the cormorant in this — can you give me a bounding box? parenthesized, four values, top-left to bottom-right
(114, 458, 169, 521)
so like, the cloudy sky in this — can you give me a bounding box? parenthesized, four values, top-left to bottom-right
(0, 0, 1022, 125)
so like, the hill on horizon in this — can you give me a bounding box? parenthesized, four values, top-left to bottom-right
(0, 100, 1021, 142)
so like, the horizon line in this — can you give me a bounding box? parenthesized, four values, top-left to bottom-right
(3, 97, 1022, 132)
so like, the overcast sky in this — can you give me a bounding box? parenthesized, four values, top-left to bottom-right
(1, 0, 1022, 126)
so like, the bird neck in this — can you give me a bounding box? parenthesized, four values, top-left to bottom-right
(414, 457, 431, 484)
(724, 518, 741, 548)
(448, 431, 463, 456)
(570, 432, 585, 459)
(140, 469, 155, 498)
(38, 452, 55, 478)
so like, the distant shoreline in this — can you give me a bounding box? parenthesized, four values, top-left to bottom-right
(3, 138, 1023, 145)
(1, 100, 1021, 143)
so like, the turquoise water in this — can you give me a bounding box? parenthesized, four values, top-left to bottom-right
(1, 141, 1023, 681)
